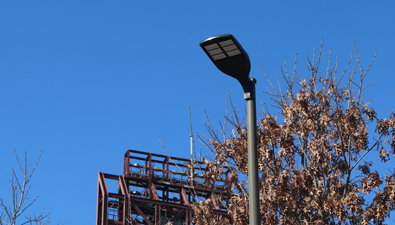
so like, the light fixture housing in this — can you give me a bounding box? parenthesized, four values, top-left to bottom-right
(200, 34, 252, 93)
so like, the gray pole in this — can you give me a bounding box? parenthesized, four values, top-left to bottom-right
(245, 78, 260, 225)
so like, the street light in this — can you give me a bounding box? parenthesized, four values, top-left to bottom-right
(200, 34, 260, 225)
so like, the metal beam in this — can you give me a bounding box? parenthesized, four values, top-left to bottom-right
(130, 200, 153, 225)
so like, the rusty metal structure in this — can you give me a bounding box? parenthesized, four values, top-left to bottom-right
(96, 149, 230, 225)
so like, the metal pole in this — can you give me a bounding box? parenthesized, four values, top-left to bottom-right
(245, 78, 260, 225)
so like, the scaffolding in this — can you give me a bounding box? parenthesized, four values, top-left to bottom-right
(96, 149, 230, 225)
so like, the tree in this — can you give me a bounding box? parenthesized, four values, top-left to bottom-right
(191, 42, 395, 224)
(0, 149, 66, 225)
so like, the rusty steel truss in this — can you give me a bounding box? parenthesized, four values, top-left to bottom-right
(96, 149, 231, 225)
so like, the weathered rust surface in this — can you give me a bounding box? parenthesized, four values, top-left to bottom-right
(96, 149, 231, 225)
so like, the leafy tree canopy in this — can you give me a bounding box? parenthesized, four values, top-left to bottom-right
(192, 42, 395, 225)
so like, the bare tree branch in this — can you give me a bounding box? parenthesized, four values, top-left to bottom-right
(0, 150, 66, 225)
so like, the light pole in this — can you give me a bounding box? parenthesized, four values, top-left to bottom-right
(200, 34, 260, 225)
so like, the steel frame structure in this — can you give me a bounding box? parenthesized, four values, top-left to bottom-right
(96, 149, 231, 225)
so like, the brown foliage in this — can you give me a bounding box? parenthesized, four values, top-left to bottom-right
(193, 43, 395, 224)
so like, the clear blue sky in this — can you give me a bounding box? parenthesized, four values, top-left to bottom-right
(0, 1, 394, 224)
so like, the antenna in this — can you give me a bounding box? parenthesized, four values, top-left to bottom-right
(190, 135, 193, 159)
(190, 135, 194, 182)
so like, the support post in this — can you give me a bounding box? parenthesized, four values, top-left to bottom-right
(245, 78, 260, 225)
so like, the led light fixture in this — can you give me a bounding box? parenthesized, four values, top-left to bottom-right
(200, 34, 251, 93)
